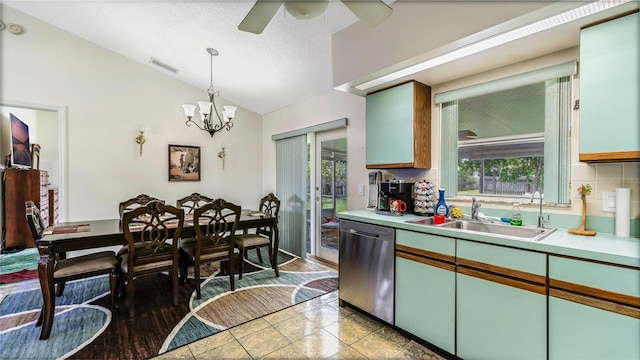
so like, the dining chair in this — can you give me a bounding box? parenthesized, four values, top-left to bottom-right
(118, 193, 164, 218)
(120, 200, 184, 317)
(176, 192, 214, 214)
(25, 202, 119, 340)
(176, 192, 214, 248)
(179, 198, 241, 299)
(117, 194, 164, 256)
(235, 193, 280, 279)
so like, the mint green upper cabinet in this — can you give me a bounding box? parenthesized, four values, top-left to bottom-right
(365, 81, 431, 169)
(579, 12, 639, 162)
(548, 256, 640, 360)
(395, 230, 455, 354)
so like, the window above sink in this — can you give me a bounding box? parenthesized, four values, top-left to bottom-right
(436, 61, 576, 205)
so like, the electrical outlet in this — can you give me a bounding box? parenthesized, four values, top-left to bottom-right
(602, 192, 616, 212)
(358, 184, 365, 196)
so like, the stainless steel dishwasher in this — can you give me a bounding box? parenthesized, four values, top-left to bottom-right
(339, 219, 395, 325)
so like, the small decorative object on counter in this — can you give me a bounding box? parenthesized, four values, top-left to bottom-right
(450, 207, 463, 219)
(434, 188, 449, 217)
(390, 199, 407, 215)
(568, 184, 596, 236)
(509, 203, 522, 226)
(413, 180, 435, 215)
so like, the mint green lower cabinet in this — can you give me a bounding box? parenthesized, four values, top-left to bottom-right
(395, 256, 455, 354)
(456, 273, 547, 360)
(549, 297, 640, 360)
(548, 255, 640, 359)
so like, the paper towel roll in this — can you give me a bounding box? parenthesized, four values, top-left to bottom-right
(615, 188, 630, 237)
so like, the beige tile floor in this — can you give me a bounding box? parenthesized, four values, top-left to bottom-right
(153, 290, 447, 360)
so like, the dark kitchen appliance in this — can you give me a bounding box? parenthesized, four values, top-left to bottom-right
(377, 180, 415, 215)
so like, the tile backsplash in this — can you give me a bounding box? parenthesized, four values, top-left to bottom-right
(382, 162, 639, 237)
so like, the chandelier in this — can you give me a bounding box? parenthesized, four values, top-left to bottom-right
(182, 48, 237, 137)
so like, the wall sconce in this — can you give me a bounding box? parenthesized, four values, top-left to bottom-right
(218, 146, 226, 169)
(135, 125, 146, 157)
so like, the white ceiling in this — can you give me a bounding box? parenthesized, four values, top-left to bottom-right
(3, 1, 638, 115)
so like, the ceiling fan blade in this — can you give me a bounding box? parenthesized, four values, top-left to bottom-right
(341, 0, 393, 27)
(238, 0, 284, 34)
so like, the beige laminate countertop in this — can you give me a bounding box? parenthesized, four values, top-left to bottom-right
(338, 210, 640, 268)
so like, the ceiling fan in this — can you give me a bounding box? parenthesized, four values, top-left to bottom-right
(238, 0, 393, 34)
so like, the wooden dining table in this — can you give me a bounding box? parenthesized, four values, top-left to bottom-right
(35, 211, 279, 339)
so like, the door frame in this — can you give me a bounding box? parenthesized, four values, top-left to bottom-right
(312, 128, 346, 264)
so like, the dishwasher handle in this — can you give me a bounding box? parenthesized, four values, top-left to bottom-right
(348, 229, 380, 239)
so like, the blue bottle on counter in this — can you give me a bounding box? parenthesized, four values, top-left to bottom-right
(434, 188, 449, 216)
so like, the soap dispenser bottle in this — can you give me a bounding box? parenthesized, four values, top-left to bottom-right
(434, 188, 449, 217)
(510, 203, 522, 226)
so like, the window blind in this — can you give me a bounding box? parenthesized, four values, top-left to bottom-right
(434, 61, 576, 104)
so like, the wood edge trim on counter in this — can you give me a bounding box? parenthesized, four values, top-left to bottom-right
(396, 244, 455, 263)
(579, 151, 640, 163)
(550, 288, 640, 319)
(549, 279, 640, 309)
(366, 163, 414, 169)
(457, 257, 546, 285)
(458, 266, 547, 295)
(396, 250, 455, 272)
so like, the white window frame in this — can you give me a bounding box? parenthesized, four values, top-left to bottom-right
(436, 62, 575, 204)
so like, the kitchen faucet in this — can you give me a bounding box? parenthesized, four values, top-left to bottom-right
(531, 191, 550, 228)
(471, 197, 480, 220)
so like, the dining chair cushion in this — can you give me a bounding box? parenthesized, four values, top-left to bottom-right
(54, 251, 119, 279)
(235, 234, 270, 248)
(116, 242, 145, 257)
(118, 253, 175, 274)
(180, 236, 197, 247)
(179, 241, 230, 263)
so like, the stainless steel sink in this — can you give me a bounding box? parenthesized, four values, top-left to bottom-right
(438, 220, 555, 241)
(405, 217, 456, 226)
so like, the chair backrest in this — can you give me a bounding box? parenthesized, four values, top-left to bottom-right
(176, 192, 214, 214)
(119, 194, 164, 217)
(25, 202, 44, 241)
(193, 198, 241, 254)
(257, 193, 280, 237)
(121, 200, 184, 266)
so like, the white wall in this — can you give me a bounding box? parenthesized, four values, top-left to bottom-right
(262, 90, 367, 212)
(1, 6, 264, 221)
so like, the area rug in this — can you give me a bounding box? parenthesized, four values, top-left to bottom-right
(0, 248, 39, 284)
(0, 250, 338, 360)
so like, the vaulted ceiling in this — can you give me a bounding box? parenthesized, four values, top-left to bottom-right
(3, 1, 638, 115)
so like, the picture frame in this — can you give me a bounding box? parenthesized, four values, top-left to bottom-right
(168, 145, 201, 182)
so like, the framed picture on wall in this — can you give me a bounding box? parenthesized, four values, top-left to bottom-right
(168, 145, 201, 182)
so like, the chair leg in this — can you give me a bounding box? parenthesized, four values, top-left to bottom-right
(271, 245, 279, 278)
(36, 305, 44, 327)
(256, 248, 264, 263)
(239, 248, 245, 280)
(230, 256, 235, 292)
(55, 281, 65, 297)
(194, 260, 201, 300)
(172, 267, 179, 306)
(179, 255, 187, 284)
(109, 269, 118, 309)
(127, 276, 135, 318)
